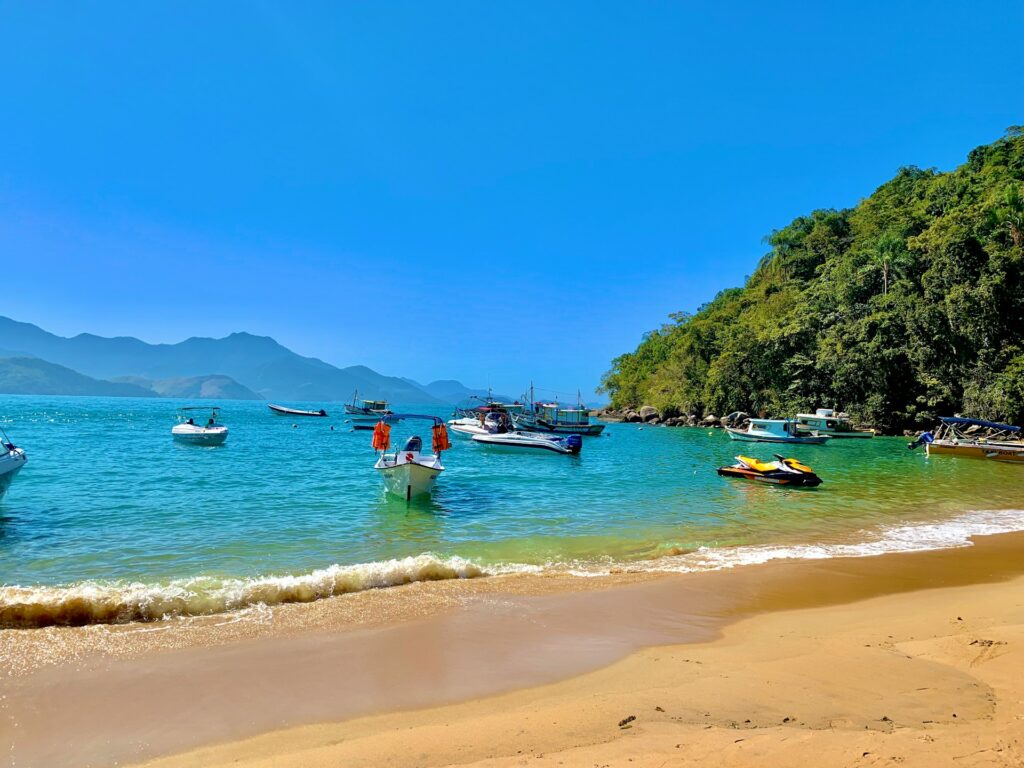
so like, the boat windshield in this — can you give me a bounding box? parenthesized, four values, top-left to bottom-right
(403, 436, 422, 452)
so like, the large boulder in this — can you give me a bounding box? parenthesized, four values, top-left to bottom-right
(701, 413, 720, 426)
(638, 405, 660, 422)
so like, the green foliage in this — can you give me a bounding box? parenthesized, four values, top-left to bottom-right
(600, 133, 1024, 432)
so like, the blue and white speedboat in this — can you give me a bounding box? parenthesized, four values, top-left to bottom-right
(471, 430, 583, 455)
(725, 418, 830, 445)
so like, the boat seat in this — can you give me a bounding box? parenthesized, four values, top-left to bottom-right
(737, 455, 777, 472)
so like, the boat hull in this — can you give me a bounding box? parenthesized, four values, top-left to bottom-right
(471, 431, 582, 454)
(0, 447, 27, 494)
(725, 427, 829, 445)
(926, 441, 1024, 463)
(268, 404, 327, 417)
(171, 426, 229, 446)
(515, 418, 605, 436)
(717, 466, 821, 487)
(376, 461, 443, 499)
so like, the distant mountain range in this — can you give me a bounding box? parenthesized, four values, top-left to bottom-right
(0, 317, 498, 403)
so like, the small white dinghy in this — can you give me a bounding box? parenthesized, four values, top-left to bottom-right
(447, 410, 512, 438)
(0, 427, 27, 496)
(472, 430, 582, 455)
(172, 407, 229, 446)
(372, 415, 451, 500)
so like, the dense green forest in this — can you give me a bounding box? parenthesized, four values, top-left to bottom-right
(600, 130, 1024, 432)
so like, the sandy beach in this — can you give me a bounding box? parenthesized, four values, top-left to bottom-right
(1, 531, 1022, 767)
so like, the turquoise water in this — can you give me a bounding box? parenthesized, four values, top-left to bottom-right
(1, 395, 1021, 625)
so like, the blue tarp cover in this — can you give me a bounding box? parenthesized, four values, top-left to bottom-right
(939, 416, 1020, 432)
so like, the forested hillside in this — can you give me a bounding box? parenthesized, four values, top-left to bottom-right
(601, 130, 1024, 432)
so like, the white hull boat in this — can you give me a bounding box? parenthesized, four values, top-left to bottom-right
(471, 431, 582, 455)
(0, 440, 27, 494)
(726, 419, 830, 445)
(372, 415, 451, 500)
(448, 417, 489, 437)
(172, 423, 229, 445)
(172, 407, 228, 446)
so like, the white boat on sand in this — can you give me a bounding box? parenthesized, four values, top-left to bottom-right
(172, 407, 229, 446)
(471, 430, 582, 455)
(372, 415, 451, 500)
(0, 428, 27, 495)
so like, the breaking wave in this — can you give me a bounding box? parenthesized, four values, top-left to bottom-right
(2, 509, 1022, 628)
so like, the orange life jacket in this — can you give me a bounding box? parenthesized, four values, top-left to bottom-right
(372, 421, 391, 451)
(432, 423, 451, 453)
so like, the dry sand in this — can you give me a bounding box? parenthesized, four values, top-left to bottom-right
(5, 534, 1024, 767)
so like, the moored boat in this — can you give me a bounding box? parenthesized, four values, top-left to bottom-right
(345, 391, 393, 430)
(913, 417, 1024, 463)
(794, 409, 873, 438)
(0, 427, 27, 496)
(268, 403, 328, 417)
(725, 419, 830, 444)
(471, 430, 583, 455)
(717, 454, 822, 486)
(372, 415, 451, 500)
(513, 386, 605, 436)
(171, 407, 229, 446)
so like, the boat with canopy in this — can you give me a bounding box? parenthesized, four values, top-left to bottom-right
(794, 409, 874, 438)
(171, 407, 229, 446)
(0, 426, 27, 496)
(725, 419, 830, 444)
(372, 415, 451, 500)
(268, 403, 328, 417)
(345, 391, 394, 430)
(912, 417, 1024, 463)
(512, 385, 605, 436)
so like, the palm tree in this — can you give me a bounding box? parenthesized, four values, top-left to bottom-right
(869, 232, 910, 296)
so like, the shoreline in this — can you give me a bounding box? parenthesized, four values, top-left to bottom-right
(4, 530, 1024, 767)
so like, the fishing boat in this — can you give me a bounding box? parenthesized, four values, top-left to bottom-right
(268, 403, 328, 417)
(0, 427, 27, 495)
(171, 407, 229, 446)
(794, 409, 874, 438)
(718, 455, 822, 486)
(725, 419, 830, 444)
(513, 386, 605, 436)
(372, 415, 451, 500)
(912, 417, 1024, 463)
(345, 391, 393, 430)
(471, 431, 583, 455)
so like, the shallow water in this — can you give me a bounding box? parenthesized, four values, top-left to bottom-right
(0, 395, 1021, 624)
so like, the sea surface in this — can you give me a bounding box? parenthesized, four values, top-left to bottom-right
(1, 395, 1021, 626)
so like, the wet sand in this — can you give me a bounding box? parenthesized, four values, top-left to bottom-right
(5, 532, 1024, 767)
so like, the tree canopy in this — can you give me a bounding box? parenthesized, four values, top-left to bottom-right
(600, 132, 1024, 432)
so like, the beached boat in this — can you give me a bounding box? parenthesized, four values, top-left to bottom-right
(0, 428, 27, 495)
(345, 391, 393, 430)
(171, 407, 229, 446)
(513, 387, 605, 436)
(794, 409, 874, 438)
(268, 404, 328, 417)
(718, 454, 822, 486)
(913, 417, 1024, 463)
(372, 415, 451, 500)
(471, 430, 583, 455)
(725, 419, 830, 444)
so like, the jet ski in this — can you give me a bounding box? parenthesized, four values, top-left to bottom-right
(717, 454, 822, 487)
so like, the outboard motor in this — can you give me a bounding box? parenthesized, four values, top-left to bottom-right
(403, 435, 423, 453)
(565, 434, 583, 454)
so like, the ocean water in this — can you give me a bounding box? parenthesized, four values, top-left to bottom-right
(1, 395, 1021, 626)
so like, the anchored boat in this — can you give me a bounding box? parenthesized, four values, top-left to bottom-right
(912, 417, 1024, 463)
(372, 415, 451, 500)
(268, 403, 328, 417)
(0, 427, 27, 496)
(794, 409, 873, 438)
(471, 431, 583, 455)
(718, 455, 822, 486)
(513, 386, 605, 436)
(345, 391, 394, 430)
(725, 419, 830, 445)
(171, 407, 229, 446)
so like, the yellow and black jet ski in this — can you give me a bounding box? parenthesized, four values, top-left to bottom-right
(717, 454, 822, 487)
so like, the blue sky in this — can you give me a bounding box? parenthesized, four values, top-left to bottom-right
(1, 2, 1021, 400)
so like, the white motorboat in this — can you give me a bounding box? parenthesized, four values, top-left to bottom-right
(372, 415, 451, 500)
(268, 403, 328, 417)
(794, 409, 874, 438)
(448, 410, 512, 438)
(0, 428, 27, 495)
(172, 407, 229, 446)
(725, 419, 830, 445)
(471, 430, 582, 455)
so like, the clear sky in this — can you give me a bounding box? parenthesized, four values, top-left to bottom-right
(2, 2, 1021, 400)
